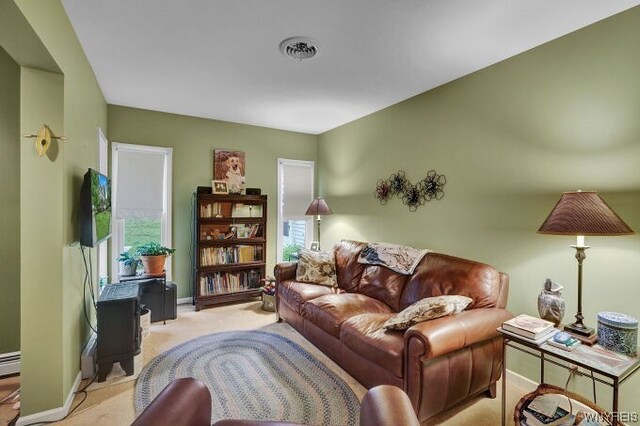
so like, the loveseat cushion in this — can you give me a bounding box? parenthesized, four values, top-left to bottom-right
(358, 265, 410, 312)
(340, 313, 404, 378)
(303, 293, 393, 338)
(278, 281, 336, 314)
(333, 240, 368, 292)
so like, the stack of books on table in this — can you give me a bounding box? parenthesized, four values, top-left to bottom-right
(522, 394, 572, 426)
(546, 332, 581, 352)
(501, 314, 558, 345)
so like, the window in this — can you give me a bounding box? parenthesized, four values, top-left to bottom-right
(97, 128, 109, 287)
(277, 159, 314, 262)
(111, 143, 173, 279)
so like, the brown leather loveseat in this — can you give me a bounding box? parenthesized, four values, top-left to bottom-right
(275, 240, 512, 423)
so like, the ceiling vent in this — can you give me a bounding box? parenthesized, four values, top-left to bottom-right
(279, 37, 319, 61)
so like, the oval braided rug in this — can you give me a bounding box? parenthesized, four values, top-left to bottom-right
(135, 331, 360, 425)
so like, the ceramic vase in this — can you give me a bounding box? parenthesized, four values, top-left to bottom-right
(537, 278, 565, 326)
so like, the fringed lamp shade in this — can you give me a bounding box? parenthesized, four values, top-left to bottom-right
(305, 198, 333, 216)
(538, 191, 633, 236)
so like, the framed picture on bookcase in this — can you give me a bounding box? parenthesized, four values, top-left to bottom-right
(214, 149, 245, 195)
(212, 180, 228, 194)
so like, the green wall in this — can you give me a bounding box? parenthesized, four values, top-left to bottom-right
(318, 7, 640, 413)
(3, 0, 108, 416)
(0, 46, 20, 354)
(107, 106, 317, 299)
(20, 66, 65, 417)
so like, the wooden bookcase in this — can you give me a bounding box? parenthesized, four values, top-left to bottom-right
(193, 193, 267, 311)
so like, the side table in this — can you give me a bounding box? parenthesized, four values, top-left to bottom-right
(119, 272, 168, 324)
(498, 327, 640, 426)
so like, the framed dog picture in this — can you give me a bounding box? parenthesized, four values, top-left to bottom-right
(214, 149, 245, 194)
(309, 241, 319, 251)
(212, 180, 228, 194)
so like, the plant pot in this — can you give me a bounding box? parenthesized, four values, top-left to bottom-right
(119, 261, 138, 277)
(140, 255, 167, 276)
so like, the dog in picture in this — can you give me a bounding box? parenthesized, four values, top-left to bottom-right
(225, 155, 245, 192)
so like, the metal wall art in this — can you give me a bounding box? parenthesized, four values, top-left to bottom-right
(23, 124, 67, 157)
(375, 170, 446, 211)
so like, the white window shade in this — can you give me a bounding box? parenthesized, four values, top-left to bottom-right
(281, 162, 313, 220)
(115, 149, 165, 219)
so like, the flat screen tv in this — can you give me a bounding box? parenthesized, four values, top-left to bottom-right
(80, 168, 112, 247)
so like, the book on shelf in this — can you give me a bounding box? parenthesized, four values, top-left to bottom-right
(500, 327, 559, 346)
(231, 203, 263, 218)
(249, 223, 262, 238)
(235, 223, 262, 239)
(200, 202, 231, 218)
(502, 314, 555, 340)
(199, 269, 262, 296)
(200, 245, 264, 267)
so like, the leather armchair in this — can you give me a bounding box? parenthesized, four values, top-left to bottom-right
(132, 378, 212, 426)
(132, 378, 419, 426)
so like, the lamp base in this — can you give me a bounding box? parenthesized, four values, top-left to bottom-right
(563, 322, 595, 337)
(563, 323, 597, 346)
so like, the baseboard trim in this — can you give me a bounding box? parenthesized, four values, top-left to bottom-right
(16, 371, 82, 426)
(505, 368, 539, 392)
(177, 297, 192, 305)
(0, 351, 20, 376)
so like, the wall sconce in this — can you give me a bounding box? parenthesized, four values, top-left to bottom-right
(24, 124, 67, 156)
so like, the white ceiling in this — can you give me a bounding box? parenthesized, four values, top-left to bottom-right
(62, 1, 639, 135)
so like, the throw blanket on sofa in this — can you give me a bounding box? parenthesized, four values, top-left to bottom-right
(357, 242, 431, 275)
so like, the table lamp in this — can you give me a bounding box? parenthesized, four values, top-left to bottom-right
(305, 197, 332, 250)
(538, 190, 634, 338)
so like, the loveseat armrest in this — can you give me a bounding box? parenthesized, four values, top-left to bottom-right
(274, 262, 297, 283)
(404, 308, 513, 360)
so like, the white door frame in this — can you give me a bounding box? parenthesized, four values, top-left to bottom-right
(97, 128, 109, 287)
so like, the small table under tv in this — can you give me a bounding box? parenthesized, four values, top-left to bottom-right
(119, 272, 168, 325)
(498, 327, 640, 426)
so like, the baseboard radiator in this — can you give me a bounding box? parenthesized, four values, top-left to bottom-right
(81, 333, 97, 379)
(0, 351, 20, 376)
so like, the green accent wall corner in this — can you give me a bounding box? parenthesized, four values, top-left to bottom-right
(0, 46, 21, 355)
(107, 105, 318, 300)
(318, 6, 640, 413)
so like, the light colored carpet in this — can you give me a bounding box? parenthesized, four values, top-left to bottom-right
(49, 301, 525, 425)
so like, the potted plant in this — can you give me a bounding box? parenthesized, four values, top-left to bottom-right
(136, 242, 176, 276)
(118, 251, 140, 277)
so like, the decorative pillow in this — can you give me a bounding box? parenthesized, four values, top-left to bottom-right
(296, 249, 338, 287)
(383, 295, 472, 330)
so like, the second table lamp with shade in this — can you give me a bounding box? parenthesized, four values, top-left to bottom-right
(305, 197, 332, 250)
(538, 190, 634, 341)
